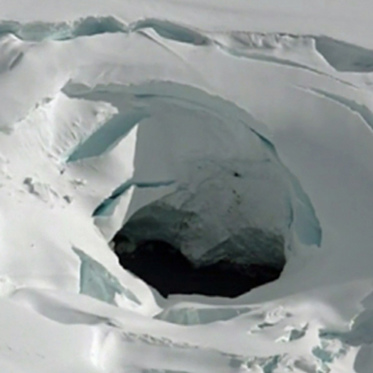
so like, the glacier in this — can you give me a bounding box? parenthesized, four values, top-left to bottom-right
(0, 0, 373, 372)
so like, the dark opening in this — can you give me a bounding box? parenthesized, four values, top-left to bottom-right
(113, 237, 282, 298)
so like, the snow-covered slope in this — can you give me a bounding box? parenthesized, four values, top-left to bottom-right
(1, 1, 373, 372)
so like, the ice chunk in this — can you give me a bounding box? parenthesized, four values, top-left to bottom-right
(131, 19, 210, 46)
(73, 247, 140, 306)
(156, 305, 252, 325)
(0, 16, 127, 41)
(67, 110, 148, 162)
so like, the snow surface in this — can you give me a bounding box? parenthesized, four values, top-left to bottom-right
(0, 1, 373, 372)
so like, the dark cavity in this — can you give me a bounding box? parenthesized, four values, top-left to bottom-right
(113, 237, 282, 298)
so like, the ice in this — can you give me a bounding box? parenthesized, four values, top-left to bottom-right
(156, 305, 252, 325)
(131, 19, 210, 46)
(67, 110, 148, 162)
(314, 36, 373, 72)
(310, 88, 373, 132)
(93, 179, 175, 217)
(73, 247, 140, 306)
(0, 16, 126, 41)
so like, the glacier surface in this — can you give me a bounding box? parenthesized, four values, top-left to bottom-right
(0, 0, 373, 372)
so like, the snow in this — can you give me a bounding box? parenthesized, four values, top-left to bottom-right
(0, 0, 373, 372)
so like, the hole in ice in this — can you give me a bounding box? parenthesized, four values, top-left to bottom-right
(79, 82, 321, 298)
(112, 236, 283, 298)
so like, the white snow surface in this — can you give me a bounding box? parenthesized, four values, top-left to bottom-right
(0, 1, 373, 372)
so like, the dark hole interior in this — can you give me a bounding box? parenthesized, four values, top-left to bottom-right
(113, 236, 283, 298)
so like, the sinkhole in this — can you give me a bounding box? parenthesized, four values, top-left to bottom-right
(81, 83, 321, 299)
